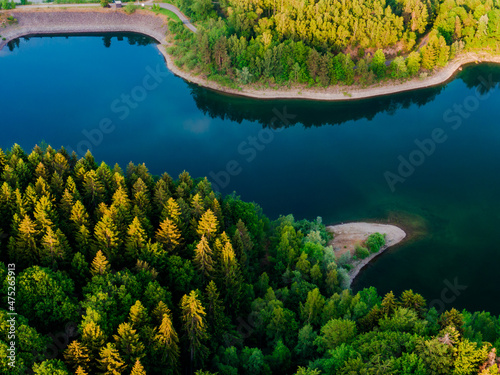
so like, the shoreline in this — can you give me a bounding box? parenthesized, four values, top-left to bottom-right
(1, 9, 500, 101)
(327, 222, 407, 288)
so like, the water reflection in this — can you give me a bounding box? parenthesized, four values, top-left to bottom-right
(188, 83, 445, 128)
(188, 65, 500, 128)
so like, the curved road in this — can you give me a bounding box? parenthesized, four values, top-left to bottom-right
(158, 3, 196, 32)
(16, 1, 197, 33)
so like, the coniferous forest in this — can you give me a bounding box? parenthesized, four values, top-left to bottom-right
(166, 0, 500, 87)
(1, 144, 500, 374)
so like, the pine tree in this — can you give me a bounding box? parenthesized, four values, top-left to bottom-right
(75, 366, 89, 375)
(94, 214, 121, 262)
(161, 197, 181, 223)
(180, 290, 209, 366)
(0, 182, 13, 228)
(63, 341, 91, 371)
(50, 171, 65, 198)
(154, 310, 180, 372)
(130, 359, 146, 375)
(210, 198, 223, 227)
(83, 170, 105, 209)
(156, 217, 181, 252)
(34, 195, 56, 231)
(71, 252, 89, 286)
(193, 235, 214, 280)
(66, 175, 81, 201)
(111, 171, 126, 192)
(196, 209, 218, 240)
(76, 224, 92, 257)
(421, 42, 437, 70)
(53, 152, 70, 176)
(81, 320, 107, 361)
(59, 188, 75, 218)
(381, 291, 398, 316)
(132, 178, 151, 215)
(70, 200, 89, 228)
(153, 179, 171, 220)
(232, 228, 247, 271)
(191, 193, 204, 218)
(129, 300, 149, 327)
(153, 301, 171, 325)
(98, 342, 127, 374)
(113, 322, 145, 366)
(35, 161, 48, 180)
(111, 186, 133, 238)
(9, 214, 38, 266)
(205, 281, 229, 350)
(91, 250, 110, 276)
(218, 238, 243, 314)
(0, 148, 6, 171)
(236, 218, 253, 251)
(125, 217, 147, 261)
(40, 226, 66, 267)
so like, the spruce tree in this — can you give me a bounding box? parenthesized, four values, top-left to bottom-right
(83, 169, 105, 209)
(161, 197, 181, 223)
(196, 209, 218, 240)
(40, 226, 66, 267)
(113, 322, 145, 366)
(154, 311, 180, 372)
(130, 359, 146, 375)
(94, 214, 121, 262)
(70, 200, 89, 228)
(191, 193, 204, 218)
(156, 217, 181, 252)
(193, 235, 214, 280)
(75, 366, 89, 375)
(91, 250, 110, 276)
(205, 281, 229, 351)
(98, 342, 127, 374)
(153, 301, 171, 325)
(34, 195, 56, 231)
(9, 214, 38, 266)
(125, 217, 147, 261)
(180, 290, 209, 366)
(81, 320, 107, 362)
(63, 341, 91, 371)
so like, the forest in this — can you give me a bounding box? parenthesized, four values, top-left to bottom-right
(0, 144, 499, 374)
(165, 0, 500, 87)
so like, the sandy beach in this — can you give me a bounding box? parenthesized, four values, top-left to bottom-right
(327, 222, 406, 288)
(1, 9, 500, 101)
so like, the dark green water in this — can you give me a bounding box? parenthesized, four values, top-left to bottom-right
(2, 35, 500, 313)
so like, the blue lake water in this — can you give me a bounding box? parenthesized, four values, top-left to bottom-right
(1, 34, 500, 313)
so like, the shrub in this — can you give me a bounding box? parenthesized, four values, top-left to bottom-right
(355, 244, 370, 259)
(100, 0, 109, 7)
(124, 3, 138, 14)
(366, 232, 386, 253)
(336, 252, 352, 268)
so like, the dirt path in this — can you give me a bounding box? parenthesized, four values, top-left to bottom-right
(327, 222, 406, 288)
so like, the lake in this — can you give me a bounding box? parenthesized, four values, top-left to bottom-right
(1, 34, 500, 314)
